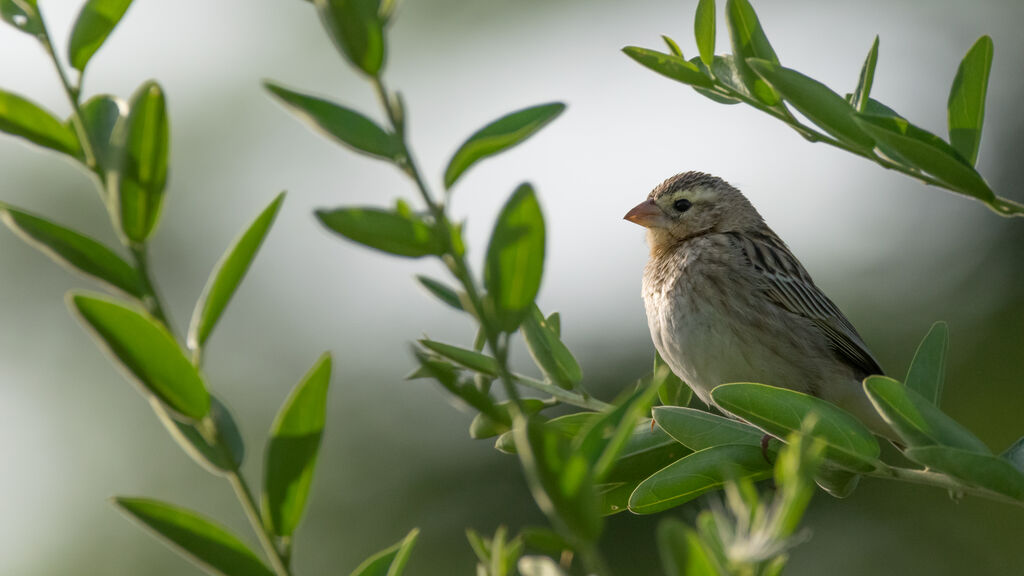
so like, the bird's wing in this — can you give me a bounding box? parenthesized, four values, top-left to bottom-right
(726, 231, 884, 376)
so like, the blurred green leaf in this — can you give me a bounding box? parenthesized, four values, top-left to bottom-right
(658, 518, 720, 576)
(599, 423, 691, 515)
(654, 353, 691, 407)
(69, 293, 209, 420)
(850, 36, 879, 112)
(748, 59, 874, 149)
(0, 88, 81, 156)
(521, 305, 581, 390)
(1001, 437, 1024, 474)
(416, 275, 464, 311)
(467, 526, 522, 576)
(113, 81, 169, 243)
(725, 0, 780, 105)
(705, 55, 749, 102)
(771, 429, 825, 535)
(653, 406, 763, 452)
(155, 396, 244, 475)
(348, 528, 418, 576)
(78, 94, 126, 171)
(497, 412, 602, 454)
(316, 206, 443, 258)
(855, 114, 995, 204)
(188, 192, 284, 351)
(662, 35, 684, 58)
(629, 444, 772, 514)
(863, 375, 989, 453)
(484, 183, 545, 332)
(948, 36, 993, 165)
(622, 47, 714, 89)
(67, 0, 134, 72)
(905, 321, 948, 405)
(814, 462, 860, 499)
(0, 205, 141, 297)
(546, 312, 561, 336)
(0, 0, 42, 35)
(314, 0, 385, 77)
(412, 350, 504, 424)
(419, 339, 499, 376)
(904, 446, 1024, 501)
(264, 81, 398, 160)
(694, 0, 715, 67)
(711, 383, 880, 472)
(444, 103, 565, 189)
(114, 497, 274, 576)
(470, 398, 547, 439)
(576, 384, 661, 482)
(263, 353, 331, 537)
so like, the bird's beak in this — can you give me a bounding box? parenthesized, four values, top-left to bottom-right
(624, 199, 667, 229)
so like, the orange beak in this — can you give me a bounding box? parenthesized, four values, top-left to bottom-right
(624, 199, 667, 228)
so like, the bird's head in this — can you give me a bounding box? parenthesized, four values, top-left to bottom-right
(624, 171, 764, 253)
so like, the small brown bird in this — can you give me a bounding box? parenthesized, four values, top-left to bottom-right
(625, 171, 890, 437)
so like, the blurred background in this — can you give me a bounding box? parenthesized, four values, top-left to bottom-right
(2, 0, 1023, 574)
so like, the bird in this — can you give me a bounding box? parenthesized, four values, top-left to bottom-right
(624, 171, 892, 438)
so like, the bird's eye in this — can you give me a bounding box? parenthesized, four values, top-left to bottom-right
(673, 198, 692, 213)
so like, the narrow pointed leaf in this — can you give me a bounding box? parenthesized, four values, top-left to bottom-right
(70, 293, 209, 420)
(622, 47, 714, 89)
(653, 406, 763, 451)
(314, 0, 385, 77)
(263, 353, 331, 537)
(78, 94, 126, 171)
(905, 321, 948, 405)
(265, 81, 398, 160)
(904, 446, 1024, 501)
(694, 0, 716, 67)
(419, 339, 499, 376)
(576, 383, 661, 482)
(851, 36, 879, 112)
(0, 89, 81, 156)
(416, 275, 464, 311)
(114, 497, 274, 576)
(113, 81, 169, 243)
(484, 183, 545, 332)
(316, 206, 442, 258)
(0, 0, 42, 35)
(0, 206, 141, 296)
(948, 36, 993, 165)
(711, 383, 880, 471)
(725, 0, 780, 105)
(748, 59, 874, 149)
(629, 444, 772, 514)
(863, 375, 989, 453)
(189, 193, 284, 351)
(155, 396, 244, 475)
(444, 103, 565, 189)
(1001, 437, 1024, 474)
(68, 0, 134, 72)
(662, 35, 684, 58)
(521, 305, 581, 390)
(658, 518, 719, 576)
(600, 423, 691, 515)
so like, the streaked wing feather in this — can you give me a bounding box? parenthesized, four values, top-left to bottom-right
(728, 231, 884, 376)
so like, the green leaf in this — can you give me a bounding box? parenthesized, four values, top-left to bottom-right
(850, 36, 879, 112)
(314, 0, 385, 78)
(416, 275, 464, 311)
(112, 81, 169, 243)
(263, 353, 331, 537)
(948, 36, 993, 165)
(694, 0, 716, 67)
(653, 406, 763, 451)
(114, 497, 274, 576)
(419, 339, 499, 376)
(264, 81, 398, 160)
(814, 463, 860, 499)
(599, 423, 691, 515)
(576, 383, 662, 482)
(521, 305, 581, 390)
(622, 47, 715, 89)
(855, 114, 995, 204)
(0, 88, 81, 156)
(188, 193, 284, 351)
(316, 206, 443, 258)
(654, 353, 691, 408)
(904, 446, 1024, 501)
(748, 59, 874, 149)
(78, 94, 126, 171)
(1001, 437, 1024, 474)
(484, 183, 545, 332)
(469, 398, 547, 439)
(662, 35, 684, 59)
(725, 0, 780, 105)
(69, 293, 209, 420)
(155, 396, 244, 475)
(904, 321, 949, 405)
(444, 103, 565, 189)
(711, 383, 880, 472)
(67, 0, 134, 72)
(629, 444, 772, 514)
(0, 0, 42, 35)
(658, 518, 720, 576)
(0, 206, 141, 296)
(863, 375, 989, 453)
